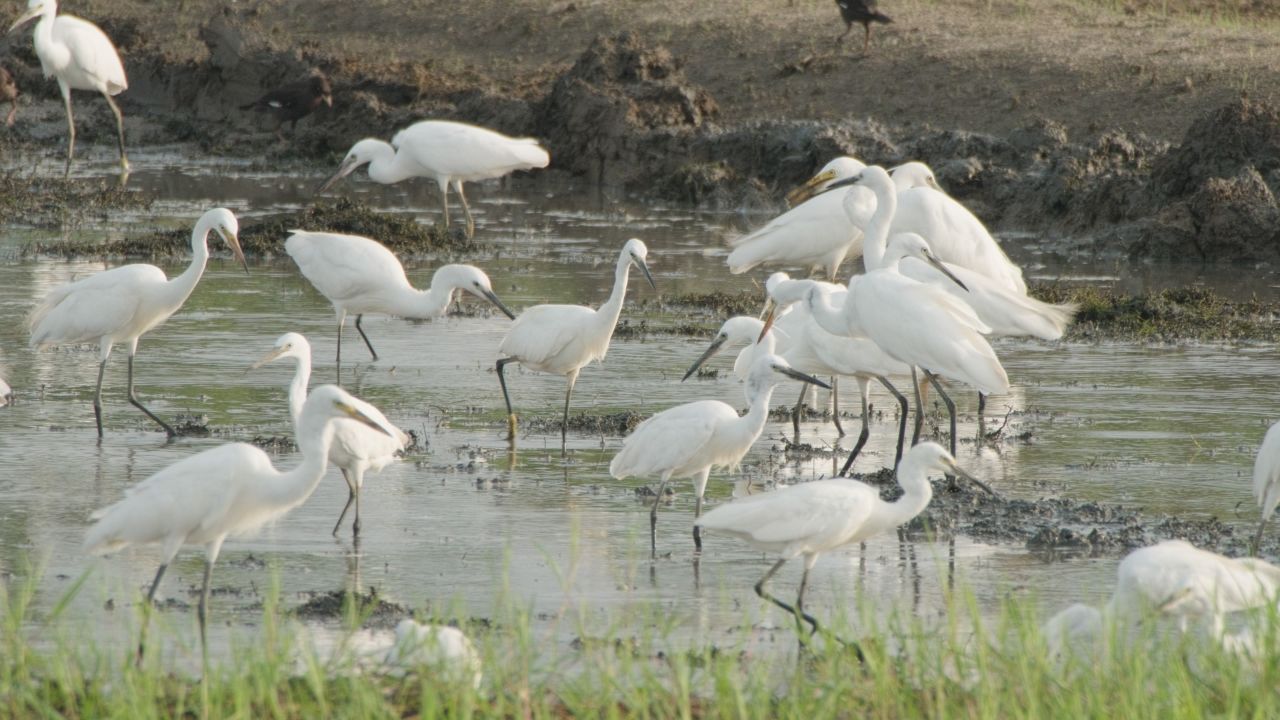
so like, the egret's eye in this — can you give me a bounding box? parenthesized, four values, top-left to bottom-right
(473, 281, 481, 287)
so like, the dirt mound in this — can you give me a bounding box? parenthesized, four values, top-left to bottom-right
(1152, 98, 1280, 200)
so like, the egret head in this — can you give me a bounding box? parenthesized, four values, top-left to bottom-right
(744, 354, 829, 400)
(889, 161, 942, 192)
(304, 384, 395, 436)
(8, 0, 53, 33)
(1042, 603, 1104, 666)
(251, 332, 311, 370)
(200, 207, 247, 275)
(622, 238, 656, 291)
(821, 164, 894, 199)
(786, 156, 867, 207)
(904, 441, 997, 496)
(682, 316, 766, 381)
(318, 138, 390, 193)
(885, 232, 968, 291)
(434, 264, 516, 319)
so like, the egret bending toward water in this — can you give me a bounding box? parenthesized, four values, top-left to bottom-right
(319, 120, 550, 237)
(1251, 421, 1280, 554)
(612, 353, 829, 556)
(84, 385, 393, 666)
(9, 0, 129, 174)
(285, 230, 515, 381)
(384, 619, 483, 688)
(696, 442, 992, 643)
(727, 157, 872, 281)
(251, 332, 409, 538)
(497, 238, 655, 448)
(29, 208, 246, 438)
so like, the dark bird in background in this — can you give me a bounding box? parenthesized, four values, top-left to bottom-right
(835, 0, 892, 54)
(0, 65, 17, 127)
(241, 73, 333, 141)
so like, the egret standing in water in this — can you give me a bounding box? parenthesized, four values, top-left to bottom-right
(84, 385, 393, 666)
(251, 332, 409, 538)
(611, 354, 829, 557)
(696, 442, 993, 643)
(497, 238, 655, 449)
(1251, 421, 1280, 554)
(319, 119, 550, 237)
(8, 0, 129, 174)
(285, 230, 515, 381)
(29, 208, 246, 438)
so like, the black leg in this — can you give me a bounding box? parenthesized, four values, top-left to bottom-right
(837, 384, 870, 477)
(354, 314, 378, 361)
(831, 377, 845, 437)
(1253, 516, 1270, 556)
(910, 367, 924, 446)
(60, 87, 74, 177)
(561, 371, 578, 453)
(336, 317, 344, 385)
(127, 355, 176, 437)
(753, 558, 821, 634)
(136, 562, 168, 666)
(198, 558, 213, 672)
(650, 476, 670, 559)
(332, 469, 356, 537)
(93, 358, 107, 439)
(103, 92, 128, 173)
(792, 382, 807, 441)
(693, 493, 704, 555)
(925, 372, 959, 489)
(878, 376, 909, 469)
(497, 358, 517, 440)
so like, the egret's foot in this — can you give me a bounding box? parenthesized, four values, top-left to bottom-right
(506, 414, 517, 440)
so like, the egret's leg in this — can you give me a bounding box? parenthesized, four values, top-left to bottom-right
(831, 376, 845, 437)
(1252, 516, 1270, 556)
(93, 358, 108, 439)
(354, 314, 378, 361)
(135, 562, 168, 666)
(649, 474, 672, 558)
(792, 382, 807, 440)
(197, 558, 213, 670)
(352, 471, 363, 537)
(127, 355, 176, 437)
(795, 560, 815, 635)
(59, 84, 74, 177)
(925, 371, 959, 489)
(102, 92, 129, 173)
(692, 468, 710, 554)
(976, 392, 987, 440)
(560, 370, 579, 452)
(438, 181, 451, 230)
(753, 558, 820, 634)
(332, 469, 357, 537)
(910, 367, 924, 446)
(496, 358, 518, 440)
(454, 180, 475, 238)
(877, 376, 909, 469)
(335, 315, 345, 384)
(838, 378, 872, 477)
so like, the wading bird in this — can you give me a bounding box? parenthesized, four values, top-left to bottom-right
(1252, 421, 1280, 554)
(497, 238, 655, 449)
(84, 385, 393, 666)
(8, 0, 129, 174)
(251, 332, 409, 538)
(834, 0, 892, 54)
(319, 120, 550, 238)
(241, 72, 333, 142)
(0, 376, 11, 406)
(285, 230, 515, 381)
(611, 353, 829, 557)
(29, 208, 246, 438)
(696, 442, 992, 645)
(384, 619, 483, 689)
(0, 65, 18, 127)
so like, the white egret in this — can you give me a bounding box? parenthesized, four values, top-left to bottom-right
(251, 332, 409, 538)
(497, 238, 655, 448)
(611, 353, 829, 556)
(29, 208, 246, 438)
(695, 442, 993, 642)
(384, 619, 483, 689)
(727, 156, 872, 281)
(0, 376, 11, 406)
(285, 230, 515, 381)
(84, 385, 394, 665)
(319, 119, 550, 237)
(1252, 421, 1280, 554)
(8, 0, 129, 175)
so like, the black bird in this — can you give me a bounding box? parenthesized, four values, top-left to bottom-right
(834, 0, 892, 54)
(241, 73, 333, 141)
(0, 65, 17, 128)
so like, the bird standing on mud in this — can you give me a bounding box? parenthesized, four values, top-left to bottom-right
(319, 119, 551, 238)
(834, 0, 892, 54)
(8, 0, 129, 174)
(241, 73, 333, 142)
(0, 65, 18, 127)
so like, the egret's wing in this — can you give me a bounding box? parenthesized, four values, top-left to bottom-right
(1254, 423, 1280, 521)
(499, 304, 595, 365)
(893, 188, 1026, 293)
(286, 231, 413, 303)
(330, 395, 410, 468)
(29, 265, 166, 347)
(609, 401, 735, 479)
(393, 121, 549, 179)
(697, 479, 877, 547)
(727, 191, 858, 273)
(900, 258, 1076, 340)
(53, 15, 127, 93)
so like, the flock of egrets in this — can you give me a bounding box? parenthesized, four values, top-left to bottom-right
(7, 0, 1280, 673)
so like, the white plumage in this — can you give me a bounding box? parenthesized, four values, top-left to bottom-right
(251, 332, 410, 538)
(384, 619, 483, 689)
(1252, 421, 1280, 553)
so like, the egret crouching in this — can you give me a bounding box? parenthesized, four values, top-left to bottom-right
(29, 208, 246, 438)
(8, 0, 129, 174)
(696, 442, 993, 646)
(285, 230, 515, 381)
(611, 354, 829, 557)
(251, 333, 409, 538)
(497, 238, 655, 449)
(84, 385, 393, 666)
(319, 119, 550, 237)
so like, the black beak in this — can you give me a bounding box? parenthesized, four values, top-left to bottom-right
(683, 335, 727, 381)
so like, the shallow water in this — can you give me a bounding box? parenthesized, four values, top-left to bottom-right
(1, 148, 1277, 669)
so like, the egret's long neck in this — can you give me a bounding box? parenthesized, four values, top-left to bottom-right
(861, 182, 898, 272)
(160, 222, 213, 314)
(368, 144, 420, 185)
(32, 14, 68, 73)
(286, 356, 311, 427)
(807, 289, 847, 337)
(256, 415, 337, 511)
(594, 253, 634, 332)
(738, 382, 778, 439)
(865, 467, 933, 537)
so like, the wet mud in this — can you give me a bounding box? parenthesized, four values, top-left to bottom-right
(292, 588, 411, 628)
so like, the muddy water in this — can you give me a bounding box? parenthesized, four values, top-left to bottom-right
(1, 150, 1277, 668)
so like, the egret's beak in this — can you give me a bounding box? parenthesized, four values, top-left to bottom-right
(682, 334, 727, 381)
(477, 287, 517, 320)
(785, 169, 837, 207)
(218, 228, 250, 275)
(818, 174, 862, 196)
(922, 248, 967, 292)
(636, 258, 657, 291)
(948, 459, 998, 498)
(757, 300, 777, 344)
(317, 155, 360, 194)
(336, 400, 394, 437)
(774, 365, 831, 390)
(7, 4, 43, 33)
(250, 345, 291, 370)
